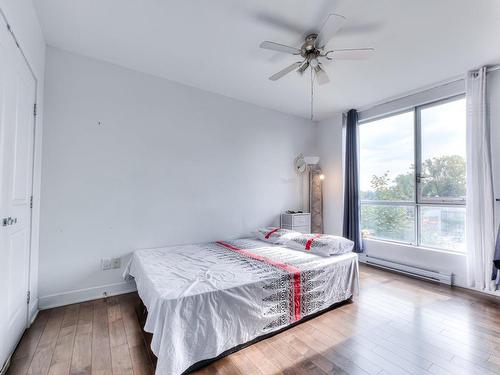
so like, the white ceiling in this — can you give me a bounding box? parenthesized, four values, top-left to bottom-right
(34, 0, 500, 120)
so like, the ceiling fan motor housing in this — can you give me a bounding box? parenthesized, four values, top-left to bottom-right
(301, 33, 319, 57)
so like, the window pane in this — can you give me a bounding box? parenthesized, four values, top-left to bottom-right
(420, 206, 466, 252)
(361, 204, 415, 243)
(419, 98, 466, 202)
(359, 111, 415, 202)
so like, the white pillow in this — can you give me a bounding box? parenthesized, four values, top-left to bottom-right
(256, 227, 300, 244)
(283, 234, 354, 256)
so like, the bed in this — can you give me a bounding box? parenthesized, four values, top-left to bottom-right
(124, 237, 359, 375)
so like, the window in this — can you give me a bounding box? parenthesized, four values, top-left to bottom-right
(359, 96, 466, 252)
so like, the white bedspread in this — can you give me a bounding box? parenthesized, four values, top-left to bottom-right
(124, 238, 358, 375)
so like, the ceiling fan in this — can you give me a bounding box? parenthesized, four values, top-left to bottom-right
(260, 13, 375, 86)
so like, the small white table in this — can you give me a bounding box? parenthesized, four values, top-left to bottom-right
(280, 213, 311, 233)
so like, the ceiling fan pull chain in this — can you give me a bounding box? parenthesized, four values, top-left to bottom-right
(310, 67, 314, 121)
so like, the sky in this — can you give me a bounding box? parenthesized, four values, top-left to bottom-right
(359, 97, 466, 192)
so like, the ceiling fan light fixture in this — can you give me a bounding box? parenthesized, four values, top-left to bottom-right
(297, 62, 309, 74)
(309, 58, 319, 68)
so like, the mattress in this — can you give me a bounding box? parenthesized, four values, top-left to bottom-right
(123, 238, 359, 375)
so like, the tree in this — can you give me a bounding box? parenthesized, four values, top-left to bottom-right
(421, 155, 465, 199)
(360, 171, 414, 241)
(360, 155, 465, 241)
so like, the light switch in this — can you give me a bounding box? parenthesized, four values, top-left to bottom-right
(101, 258, 112, 271)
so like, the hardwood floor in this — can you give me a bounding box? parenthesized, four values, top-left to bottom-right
(7, 264, 500, 375)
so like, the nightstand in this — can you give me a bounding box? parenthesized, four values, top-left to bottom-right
(280, 213, 311, 233)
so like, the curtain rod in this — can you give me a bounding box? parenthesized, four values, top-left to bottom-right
(356, 63, 500, 114)
(487, 64, 500, 73)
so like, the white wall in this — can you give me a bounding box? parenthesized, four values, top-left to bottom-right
(317, 114, 344, 236)
(38, 47, 315, 308)
(319, 69, 500, 289)
(0, 0, 45, 321)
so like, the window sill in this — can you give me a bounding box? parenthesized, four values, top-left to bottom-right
(363, 237, 467, 257)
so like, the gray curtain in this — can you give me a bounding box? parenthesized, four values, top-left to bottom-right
(343, 109, 363, 252)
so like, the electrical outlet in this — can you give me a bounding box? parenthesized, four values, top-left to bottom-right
(111, 257, 121, 269)
(101, 258, 111, 271)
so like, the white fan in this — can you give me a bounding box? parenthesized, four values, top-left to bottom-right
(294, 154, 320, 174)
(260, 13, 375, 86)
(294, 154, 307, 174)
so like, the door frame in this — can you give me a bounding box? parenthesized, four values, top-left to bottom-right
(0, 8, 39, 330)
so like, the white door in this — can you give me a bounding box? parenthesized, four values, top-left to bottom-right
(0, 16, 36, 368)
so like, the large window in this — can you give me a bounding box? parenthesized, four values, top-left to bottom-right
(359, 96, 466, 252)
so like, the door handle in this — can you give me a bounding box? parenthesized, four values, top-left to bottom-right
(2, 217, 17, 226)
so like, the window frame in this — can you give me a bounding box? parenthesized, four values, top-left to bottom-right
(415, 94, 467, 205)
(358, 94, 466, 251)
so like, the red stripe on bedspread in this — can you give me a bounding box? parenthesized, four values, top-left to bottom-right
(216, 241, 302, 322)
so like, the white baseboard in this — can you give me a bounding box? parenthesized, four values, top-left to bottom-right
(0, 356, 11, 375)
(38, 281, 137, 310)
(29, 299, 39, 325)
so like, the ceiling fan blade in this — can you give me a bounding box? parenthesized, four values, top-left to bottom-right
(255, 13, 305, 35)
(260, 41, 300, 55)
(330, 48, 375, 60)
(337, 23, 383, 37)
(317, 13, 347, 48)
(269, 62, 302, 81)
(314, 66, 330, 85)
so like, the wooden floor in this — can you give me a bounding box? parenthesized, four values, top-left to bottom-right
(6, 264, 500, 375)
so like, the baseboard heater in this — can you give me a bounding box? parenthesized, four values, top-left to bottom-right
(362, 256, 453, 285)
